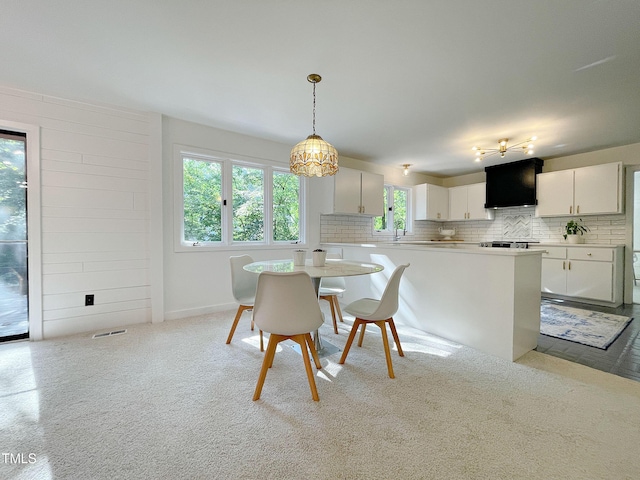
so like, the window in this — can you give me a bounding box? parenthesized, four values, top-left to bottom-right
(232, 165, 264, 242)
(374, 185, 410, 234)
(176, 147, 304, 249)
(272, 170, 301, 242)
(183, 157, 223, 243)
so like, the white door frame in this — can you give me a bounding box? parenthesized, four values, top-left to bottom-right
(0, 120, 43, 340)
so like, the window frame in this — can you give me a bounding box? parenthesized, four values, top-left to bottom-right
(373, 184, 413, 237)
(173, 145, 307, 252)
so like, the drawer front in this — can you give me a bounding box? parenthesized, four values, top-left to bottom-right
(541, 246, 567, 259)
(568, 248, 613, 262)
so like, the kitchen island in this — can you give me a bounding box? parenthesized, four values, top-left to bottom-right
(323, 242, 542, 361)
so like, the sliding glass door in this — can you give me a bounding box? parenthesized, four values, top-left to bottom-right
(0, 130, 28, 341)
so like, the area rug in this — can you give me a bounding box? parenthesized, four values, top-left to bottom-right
(540, 302, 632, 349)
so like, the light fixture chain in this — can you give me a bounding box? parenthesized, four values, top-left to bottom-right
(312, 81, 316, 135)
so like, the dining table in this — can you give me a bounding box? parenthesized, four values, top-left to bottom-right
(243, 258, 384, 356)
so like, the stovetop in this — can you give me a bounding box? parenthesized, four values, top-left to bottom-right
(479, 241, 540, 249)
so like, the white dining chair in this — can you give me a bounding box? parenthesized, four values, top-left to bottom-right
(318, 253, 346, 334)
(339, 263, 410, 378)
(226, 255, 263, 351)
(252, 271, 324, 401)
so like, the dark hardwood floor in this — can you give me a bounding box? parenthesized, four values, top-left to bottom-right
(536, 298, 640, 382)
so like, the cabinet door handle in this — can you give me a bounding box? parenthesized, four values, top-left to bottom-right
(437, 213, 440, 219)
(569, 205, 572, 214)
(568, 261, 571, 270)
(587, 252, 592, 256)
(362, 205, 365, 214)
(563, 261, 566, 270)
(577, 205, 580, 214)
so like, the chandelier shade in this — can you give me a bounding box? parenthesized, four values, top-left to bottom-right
(290, 134, 339, 177)
(290, 74, 338, 177)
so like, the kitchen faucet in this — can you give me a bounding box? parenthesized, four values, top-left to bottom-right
(393, 228, 406, 241)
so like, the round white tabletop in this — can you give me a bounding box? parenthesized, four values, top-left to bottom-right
(243, 258, 384, 278)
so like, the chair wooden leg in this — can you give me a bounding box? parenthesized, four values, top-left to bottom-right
(357, 323, 367, 347)
(253, 334, 281, 401)
(292, 334, 319, 401)
(334, 297, 344, 323)
(329, 297, 339, 334)
(226, 305, 250, 344)
(376, 320, 395, 379)
(388, 318, 404, 357)
(259, 330, 264, 352)
(305, 333, 322, 370)
(339, 319, 363, 364)
(320, 295, 339, 334)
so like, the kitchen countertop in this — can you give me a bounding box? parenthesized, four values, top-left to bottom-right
(321, 242, 543, 256)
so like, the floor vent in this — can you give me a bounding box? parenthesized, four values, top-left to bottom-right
(92, 329, 127, 339)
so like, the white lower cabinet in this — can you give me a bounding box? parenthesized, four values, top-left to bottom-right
(540, 245, 623, 306)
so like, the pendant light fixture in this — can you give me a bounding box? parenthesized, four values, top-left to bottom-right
(402, 164, 411, 176)
(290, 74, 338, 177)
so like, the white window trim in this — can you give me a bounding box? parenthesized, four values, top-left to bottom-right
(173, 144, 307, 252)
(372, 184, 413, 238)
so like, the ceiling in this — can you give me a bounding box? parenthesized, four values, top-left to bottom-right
(2, 0, 639, 177)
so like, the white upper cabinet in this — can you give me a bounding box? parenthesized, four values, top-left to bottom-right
(535, 162, 623, 217)
(449, 183, 494, 221)
(330, 167, 384, 216)
(414, 183, 449, 221)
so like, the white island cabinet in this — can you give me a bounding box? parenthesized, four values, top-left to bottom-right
(327, 242, 541, 362)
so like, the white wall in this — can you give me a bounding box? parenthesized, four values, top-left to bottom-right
(0, 86, 158, 338)
(161, 116, 329, 319)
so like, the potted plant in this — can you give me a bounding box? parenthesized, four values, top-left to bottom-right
(563, 218, 589, 244)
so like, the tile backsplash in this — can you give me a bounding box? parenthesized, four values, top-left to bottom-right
(320, 206, 626, 245)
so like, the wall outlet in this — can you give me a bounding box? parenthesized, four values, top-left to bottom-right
(85, 294, 95, 306)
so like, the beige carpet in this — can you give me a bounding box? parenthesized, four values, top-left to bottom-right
(2, 306, 640, 480)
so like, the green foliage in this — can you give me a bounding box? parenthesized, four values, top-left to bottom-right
(232, 165, 264, 241)
(183, 158, 300, 244)
(563, 218, 589, 239)
(183, 158, 222, 242)
(0, 138, 27, 241)
(0, 137, 27, 292)
(272, 171, 299, 241)
(374, 186, 407, 232)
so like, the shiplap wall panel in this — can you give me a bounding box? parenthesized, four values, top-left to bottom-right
(43, 299, 152, 321)
(83, 154, 148, 172)
(0, 88, 149, 133)
(42, 250, 148, 263)
(43, 309, 151, 338)
(42, 206, 147, 220)
(42, 186, 135, 210)
(43, 269, 148, 295)
(42, 232, 147, 254)
(42, 159, 148, 179)
(0, 86, 153, 336)
(42, 171, 148, 193)
(42, 217, 147, 233)
(43, 286, 151, 311)
(41, 129, 148, 160)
